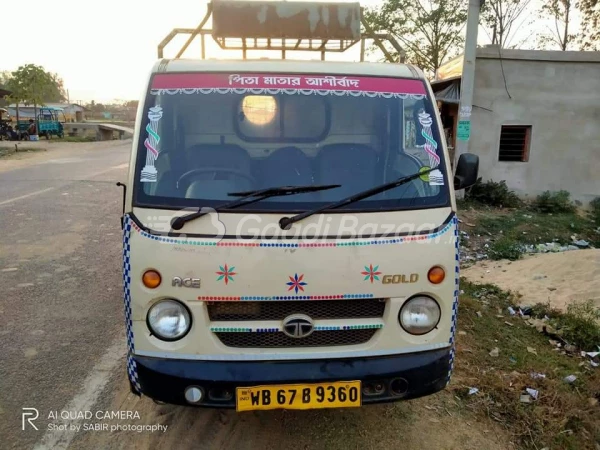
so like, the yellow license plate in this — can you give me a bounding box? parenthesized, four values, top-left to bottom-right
(236, 381, 361, 411)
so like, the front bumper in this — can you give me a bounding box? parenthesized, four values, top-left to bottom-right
(132, 348, 451, 408)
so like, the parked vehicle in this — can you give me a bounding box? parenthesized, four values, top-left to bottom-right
(117, 0, 479, 412)
(0, 108, 11, 140)
(16, 106, 65, 139)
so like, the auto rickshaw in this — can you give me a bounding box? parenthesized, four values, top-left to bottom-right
(16, 106, 65, 139)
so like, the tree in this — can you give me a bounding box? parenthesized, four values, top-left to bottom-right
(5, 64, 66, 122)
(0, 71, 11, 86)
(480, 0, 534, 48)
(46, 73, 67, 102)
(538, 0, 576, 50)
(364, 0, 468, 77)
(86, 100, 106, 112)
(85, 100, 106, 119)
(0, 71, 11, 107)
(578, 0, 600, 50)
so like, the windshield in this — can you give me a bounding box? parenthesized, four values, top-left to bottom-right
(133, 72, 449, 212)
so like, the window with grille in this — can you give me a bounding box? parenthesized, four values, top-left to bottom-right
(498, 125, 531, 162)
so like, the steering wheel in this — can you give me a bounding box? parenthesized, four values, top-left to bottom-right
(176, 167, 257, 190)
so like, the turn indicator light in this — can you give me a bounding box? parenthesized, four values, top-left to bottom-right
(142, 269, 162, 289)
(427, 266, 445, 284)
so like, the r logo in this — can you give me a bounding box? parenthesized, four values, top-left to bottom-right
(22, 408, 39, 430)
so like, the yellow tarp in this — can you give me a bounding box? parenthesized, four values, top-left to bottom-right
(436, 55, 464, 80)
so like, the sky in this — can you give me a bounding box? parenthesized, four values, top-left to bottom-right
(1, 0, 577, 104)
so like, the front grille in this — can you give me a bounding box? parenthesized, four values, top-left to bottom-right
(206, 299, 386, 321)
(215, 329, 377, 348)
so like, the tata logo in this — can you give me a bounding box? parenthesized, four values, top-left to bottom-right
(382, 274, 419, 284)
(172, 277, 201, 288)
(282, 314, 315, 339)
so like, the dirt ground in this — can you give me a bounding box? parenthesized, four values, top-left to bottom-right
(0, 139, 131, 173)
(461, 249, 600, 310)
(69, 374, 515, 450)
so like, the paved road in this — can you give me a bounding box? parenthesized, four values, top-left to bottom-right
(0, 141, 509, 450)
(0, 142, 130, 450)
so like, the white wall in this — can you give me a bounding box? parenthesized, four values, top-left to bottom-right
(470, 48, 600, 204)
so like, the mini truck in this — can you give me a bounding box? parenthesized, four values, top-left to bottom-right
(118, 0, 479, 411)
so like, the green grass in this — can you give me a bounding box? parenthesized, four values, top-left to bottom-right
(455, 280, 600, 450)
(459, 281, 586, 375)
(58, 135, 97, 143)
(460, 181, 599, 250)
(489, 237, 525, 260)
(530, 300, 600, 352)
(0, 145, 47, 158)
(470, 208, 600, 248)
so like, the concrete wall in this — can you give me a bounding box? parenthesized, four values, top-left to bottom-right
(470, 47, 600, 204)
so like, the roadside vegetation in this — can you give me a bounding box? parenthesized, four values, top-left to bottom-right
(453, 280, 600, 450)
(463, 179, 523, 208)
(590, 197, 600, 224)
(531, 300, 600, 352)
(452, 182, 600, 448)
(0, 144, 46, 158)
(458, 179, 600, 261)
(59, 135, 97, 143)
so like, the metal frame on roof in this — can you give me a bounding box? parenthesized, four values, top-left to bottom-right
(158, 1, 405, 63)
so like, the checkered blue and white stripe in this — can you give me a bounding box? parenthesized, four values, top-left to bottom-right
(446, 215, 460, 386)
(123, 214, 141, 395)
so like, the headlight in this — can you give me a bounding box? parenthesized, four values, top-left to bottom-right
(399, 295, 441, 335)
(147, 299, 192, 341)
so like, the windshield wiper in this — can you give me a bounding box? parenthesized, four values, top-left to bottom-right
(279, 168, 434, 230)
(170, 184, 340, 230)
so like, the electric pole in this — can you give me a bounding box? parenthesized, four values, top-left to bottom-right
(455, 0, 483, 196)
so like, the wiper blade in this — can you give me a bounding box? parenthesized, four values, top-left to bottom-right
(170, 184, 340, 230)
(279, 168, 434, 230)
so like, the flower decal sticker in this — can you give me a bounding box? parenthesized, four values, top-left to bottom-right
(286, 273, 307, 294)
(361, 264, 382, 283)
(216, 264, 236, 285)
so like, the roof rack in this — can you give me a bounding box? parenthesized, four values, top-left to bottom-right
(158, 0, 405, 63)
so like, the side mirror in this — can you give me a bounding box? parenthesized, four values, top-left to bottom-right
(454, 153, 479, 190)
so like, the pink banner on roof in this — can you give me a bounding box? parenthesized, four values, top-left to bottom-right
(151, 73, 427, 95)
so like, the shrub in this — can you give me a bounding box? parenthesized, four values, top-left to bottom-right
(465, 178, 522, 208)
(589, 197, 600, 223)
(561, 300, 600, 351)
(489, 237, 524, 260)
(533, 190, 576, 214)
(533, 300, 600, 351)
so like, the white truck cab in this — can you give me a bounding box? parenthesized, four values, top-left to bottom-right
(119, 0, 479, 411)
